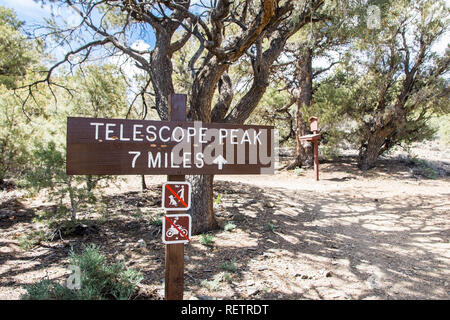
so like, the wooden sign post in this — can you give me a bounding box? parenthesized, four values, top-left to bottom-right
(299, 117, 321, 181)
(165, 94, 186, 300)
(66, 93, 276, 300)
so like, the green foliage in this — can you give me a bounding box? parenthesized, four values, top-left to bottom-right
(248, 86, 294, 146)
(67, 65, 128, 118)
(0, 6, 40, 88)
(267, 222, 276, 233)
(22, 244, 143, 300)
(0, 64, 123, 223)
(220, 260, 238, 273)
(224, 222, 236, 232)
(0, 86, 32, 181)
(199, 233, 214, 247)
(149, 215, 162, 226)
(408, 155, 438, 179)
(422, 167, 437, 179)
(17, 230, 48, 250)
(200, 278, 222, 291)
(431, 114, 450, 146)
(293, 167, 303, 176)
(21, 279, 78, 300)
(200, 272, 232, 291)
(23, 141, 87, 220)
(215, 194, 222, 205)
(312, 0, 449, 167)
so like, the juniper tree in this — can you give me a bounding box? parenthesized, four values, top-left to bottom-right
(25, 0, 326, 233)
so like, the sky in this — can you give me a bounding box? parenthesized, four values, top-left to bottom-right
(1, 0, 156, 47)
(1, 0, 448, 69)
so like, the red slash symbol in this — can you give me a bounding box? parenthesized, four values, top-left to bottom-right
(166, 184, 188, 208)
(164, 216, 190, 241)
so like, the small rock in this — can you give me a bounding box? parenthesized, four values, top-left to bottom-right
(257, 266, 267, 271)
(325, 271, 333, 277)
(247, 288, 259, 296)
(137, 239, 147, 248)
(366, 275, 382, 290)
(184, 255, 190, 261)
(115, 254, 125, 261)
(264, 201, 275, 208)
(247, 280, 255, 286)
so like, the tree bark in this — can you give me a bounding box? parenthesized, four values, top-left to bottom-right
(358, 108, 406, 170)
(287, 48, 313, 169)
(187, 174, 218, 234)
(141, 175, 147, 191)
(150, 31, 175, 121)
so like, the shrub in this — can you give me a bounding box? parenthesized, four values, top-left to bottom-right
(21, 244, 143, 300)
(201, 272, 233, 291)
(215, 194, 222, 205)
(17, 230, 48, 250)
(224, 222, 236, 232)
(149, 215, 162, 226)
(199, 233, 214, 247)
(21, 279, 78, 300)
(220, 260, 238, 273)
(23, 141, 116, 222)
(267, 222, 276, 233)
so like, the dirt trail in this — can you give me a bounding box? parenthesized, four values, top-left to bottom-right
(0, 160, 449, 300)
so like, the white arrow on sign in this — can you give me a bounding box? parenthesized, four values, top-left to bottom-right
(213, 155, 227, 170)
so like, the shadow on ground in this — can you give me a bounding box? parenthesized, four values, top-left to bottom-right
(1, 160, 448, 300)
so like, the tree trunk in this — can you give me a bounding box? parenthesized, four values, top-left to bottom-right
(358, 134, 386, 171)
(288, 48, 313, 169)
(358, 114, 404, 170)
(186, 62, 228, 235)
(86, 175, 95, 192)
(141, 175, 147, 191)
(187, 174, 219, 234)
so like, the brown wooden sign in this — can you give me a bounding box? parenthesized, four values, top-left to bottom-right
(66, 117, 275, 175)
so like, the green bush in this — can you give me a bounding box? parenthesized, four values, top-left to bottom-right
(149, 215, 162, 226)
(267, 222, 276, 233)
(220, 260, 238, 272)
(21, 244, 143, 300)
(224, 222, 236, 232)
(199, 233, 214, 247)
(215, 194, 222, 205)
(293, 167, 302, 176)
(17, 230, 48, 250)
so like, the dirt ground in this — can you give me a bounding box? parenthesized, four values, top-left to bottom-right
(0, 155, 449, 300)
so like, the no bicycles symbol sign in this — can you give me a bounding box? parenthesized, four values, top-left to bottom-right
(162, 214, 191, 244)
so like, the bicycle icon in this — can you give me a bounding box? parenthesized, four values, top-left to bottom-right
(162, 214, 191, 244)
(166, 217, 188, 238)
